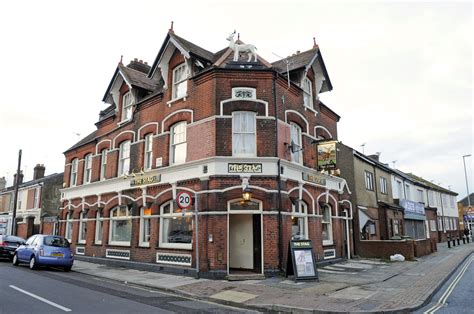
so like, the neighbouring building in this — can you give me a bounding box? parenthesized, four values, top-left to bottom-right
(59, 28, 354, 279)
(0, 165, 63, 238)
(458, 193, 474, 231)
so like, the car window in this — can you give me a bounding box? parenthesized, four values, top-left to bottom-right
(26, 235, 36, 245)
(5, 236, 25, 242)
(32, 236, 41, 246)
(43, 236, 70, 248)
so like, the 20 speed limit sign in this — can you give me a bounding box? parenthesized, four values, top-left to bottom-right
(176, 191, 193, 209)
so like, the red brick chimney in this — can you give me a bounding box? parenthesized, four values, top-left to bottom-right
(33, 164, 45, 180)
(14, 171, 24, 185)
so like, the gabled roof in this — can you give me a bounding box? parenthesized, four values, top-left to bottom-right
(404, 173, 458, 196)
(0, 173, 63, 193)
(459, 193, 474, 206)
(65, 130, 98, 153)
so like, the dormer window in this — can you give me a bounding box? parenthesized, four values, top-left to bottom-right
(302, 77, 313, 109)
(122, 92, 133, 121)
(172, 63, 187, 99)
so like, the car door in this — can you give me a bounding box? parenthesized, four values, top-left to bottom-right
(18, 235, 36, 261)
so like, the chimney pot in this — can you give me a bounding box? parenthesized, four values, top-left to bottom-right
(139, 59, 143, 63)
(33, 164, 45, 180)
(134, 58, 138, 62)
(297, 50, 300, 54)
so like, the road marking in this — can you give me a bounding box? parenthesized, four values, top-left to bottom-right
(423, 255, 473, 314)
(9, 285, 72, 312)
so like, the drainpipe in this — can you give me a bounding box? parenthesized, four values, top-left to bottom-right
(344, 209, 351, 259)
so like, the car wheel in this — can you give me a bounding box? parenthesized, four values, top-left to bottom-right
(29, 256, 37, 270)
(12, 254, 19, 266)
(63, 266, 72, 272)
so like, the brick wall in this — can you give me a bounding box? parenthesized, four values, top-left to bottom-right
(358, 240, 415, 260)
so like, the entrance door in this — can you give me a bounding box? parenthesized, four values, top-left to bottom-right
(229, 214, 253, 270)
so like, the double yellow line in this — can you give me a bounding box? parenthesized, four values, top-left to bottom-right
(423, 254, 474, 313)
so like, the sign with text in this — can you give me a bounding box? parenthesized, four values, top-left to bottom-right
(130, 175, 161, 187)
(228, 163, 262, 173)
(286, 240, 319, 282)
(176, 191, 193, 210)
(400, 199, 425, 216)
(317, 141, 337, 171)
(302, 172, 327, 186)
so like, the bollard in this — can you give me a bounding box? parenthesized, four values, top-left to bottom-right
(468, 236, 470, 243)
(463, 236, 466, 244)
(453, 237, 456, 246)
(448, 237, 451, 248)
(457, 237, 460, 245)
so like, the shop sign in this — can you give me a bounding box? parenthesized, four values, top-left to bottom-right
(400, 199, 425, 216)
(228, 163, 262, 173)
(130, 174, 161, 187)
(286, 240, 319, 282)
(317, 141, 337, 171)
(302, 172, 326, 186)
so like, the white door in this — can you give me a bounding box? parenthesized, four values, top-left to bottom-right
(229, 214, 253, 269)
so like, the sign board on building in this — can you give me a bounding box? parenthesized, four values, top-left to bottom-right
(317, 141, 337, 171)
(400, 199, 425, 216)
(228, 163, 262, 173)
(286, 240, 319, 282)
(302, 172, 327, 186)
(130, 175, 161, 187)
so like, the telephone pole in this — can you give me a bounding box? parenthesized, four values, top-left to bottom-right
(11, 149, 22, 236)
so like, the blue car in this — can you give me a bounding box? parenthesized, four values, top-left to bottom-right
(13, 234, 74, 271)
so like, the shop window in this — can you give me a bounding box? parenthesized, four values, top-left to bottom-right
(100, 149, 108, 180)
(144, 134, 153, 170)
(290, 122, 303, 164)
(78, 211, 87, 244)
(139, 206, 152, 247)
(172, 63, 187, 99)
(380, 177, 388, 194)
(232, 111, 256, 157)
(122, 92, 133, 122)
(118, 140, 131, 176)
(364, 171, 374, 191)
(65, 212, 73, 242)
(84, 154, 92, 184)
(302, 77, 313, 109)
(109, 206, 132, 246)
(95, 211, 103, 245)
(321, 204, 333, 245)
(159, 201, 192, 249)
(170, 122, 187, 165)
(70, 158, 78, 187)
(291, 201, 308, 240)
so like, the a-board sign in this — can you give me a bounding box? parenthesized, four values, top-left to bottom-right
(286, 240, 319, 282)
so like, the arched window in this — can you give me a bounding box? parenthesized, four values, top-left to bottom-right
(65, 212, 73, 241)
(290, 123, 302, 164)
(109, 206, 132, 246)
(70, 159, 78, 187)
(170, 122, 187, 165)
(302, 77, 313, 109)
(78, 211, 87, 244)
(321, 204, 333, 245)
(144, 134, 153, 170)
(159, 201, 192, 249)
(95, 211, 103, 245)
(232, 111, 256, 157)
(139, 206, 152, 247)
(100, 149, 108, 180)
(84, 154, 93, 184)
(291, 201, 308, 240)
(118, 140, 131, 176)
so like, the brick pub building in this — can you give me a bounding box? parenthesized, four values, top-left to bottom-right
(59, 27, 353, 278)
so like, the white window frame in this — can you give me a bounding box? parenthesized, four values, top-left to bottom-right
(170, 122, 187, 165)
(302, 77, 313, 109)
(365, 171, 374, 191)
(380, 177, 388, 194)
(397, 180, 403, 199)
(232, 111, 256, 157)
(144, 134, 153, 170)
(108, 206, 132, 246)
(65, 212, 73, 242)
(84, 154, 92, 184)
(78, 211, 87, 244)
(159, 201, 193, 250)
(33, 187, 40, 208)
(70, 159, 78, 187)
(172, 63, 188, 100)
(100, 149, 108, 180)
(139, 207, 151, 247)
(290, 122, 303, 164)
(121, 92, 133, 122)
(322, 204, 333, 246)
(118, 141, 131, 176)
(95, 211, 103, 245)
(417, 189, 424, 203)
(291, 201, 308, 240)
(405, 184, 411, 200)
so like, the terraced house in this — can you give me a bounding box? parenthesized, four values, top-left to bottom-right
(59, 27, 354, 279)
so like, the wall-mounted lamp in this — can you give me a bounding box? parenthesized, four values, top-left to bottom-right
(242, 186, 252, 201)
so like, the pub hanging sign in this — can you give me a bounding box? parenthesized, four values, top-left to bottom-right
(317, 141, 337, 171)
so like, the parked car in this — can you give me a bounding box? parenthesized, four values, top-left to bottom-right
(0, 235, 26, 260)
(13, 234, 74, 271)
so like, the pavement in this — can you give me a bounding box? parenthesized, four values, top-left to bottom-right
(72, 242, 474, 313)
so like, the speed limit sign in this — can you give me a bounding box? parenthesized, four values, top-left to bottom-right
(176, 191, 193, 209)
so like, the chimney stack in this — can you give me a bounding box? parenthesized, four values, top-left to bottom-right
(367, 153, 381, 162)
(0, 177, 6, 190)
(14, 171, 24, 185)
(33, 164, 45, 180)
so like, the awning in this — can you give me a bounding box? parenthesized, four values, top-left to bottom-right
(358, 206, 377, 232)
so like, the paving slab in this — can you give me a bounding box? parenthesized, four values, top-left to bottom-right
(211, 290, 258, 303)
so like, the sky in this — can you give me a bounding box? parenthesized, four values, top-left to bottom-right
(0, 0, 472, 199)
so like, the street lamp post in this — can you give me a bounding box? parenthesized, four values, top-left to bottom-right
(462, 154, 472, 231)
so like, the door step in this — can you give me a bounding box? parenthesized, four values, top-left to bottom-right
(227, 273, 265, 281)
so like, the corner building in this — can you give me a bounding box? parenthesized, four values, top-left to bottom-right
(60, 29, 353, 278)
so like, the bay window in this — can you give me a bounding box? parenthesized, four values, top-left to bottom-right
(65, 212, 73, 242)
(118, 141, 131, 176)
(109, 206, 132, 246)
(290, 123, 302, 164)
(291, 201, 308, 240)
(95, 211, 103, 244)
(170, 122, 187, 165)
(172, 63, 187, 99)
(159, 201, 192, 249)
(78, 211, 87, 244)
(139, 206, 151, 247)
(232, 111, 256, 157)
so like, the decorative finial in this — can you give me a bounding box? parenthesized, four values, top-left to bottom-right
(169, 21, 174, 33)
(119, 55, 123, 65)
(313, 37, 318, 48)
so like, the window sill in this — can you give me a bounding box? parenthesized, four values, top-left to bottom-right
(322, 241, 334, 246)
(108, 242, 131, 247)
(77, 240, 86, 245)
(138, 243, 150, 248)
(158, 243, 192, 250)
(304, 105, 318, 116)
(117, 119, 132, 127)
(167, 95, 187, 107)
(93, 242, 102, 246)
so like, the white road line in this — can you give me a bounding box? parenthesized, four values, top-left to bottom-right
(423, 256, 473, 314)
(9, 285, 72, 312)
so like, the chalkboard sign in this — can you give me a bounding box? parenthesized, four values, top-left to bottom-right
(286, 240, 319, 282)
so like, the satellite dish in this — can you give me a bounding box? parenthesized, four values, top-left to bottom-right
(289, 140, 302, 153)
